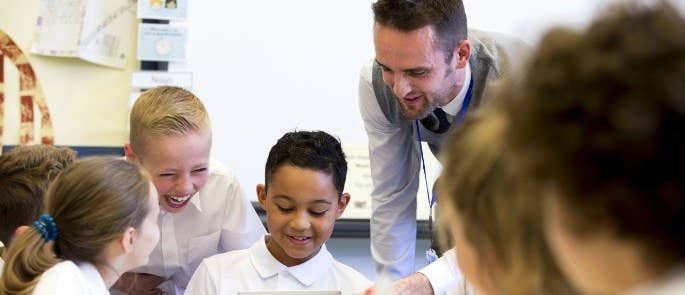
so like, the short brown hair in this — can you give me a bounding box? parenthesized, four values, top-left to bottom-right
(439, 107, 577, 295)
(129, 86, 210, 157)
(0, 145, 77, 247)
(372, 0, 467, 61)
(507, 2, 685, 269)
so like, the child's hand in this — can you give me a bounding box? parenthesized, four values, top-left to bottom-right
(112, 272, 164, 295)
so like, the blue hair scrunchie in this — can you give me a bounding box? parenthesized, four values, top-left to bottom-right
(33, 214, 58, 242)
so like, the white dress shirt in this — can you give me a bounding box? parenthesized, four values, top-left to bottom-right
(0, 241, 4, 274)
(185, 235, 373, 295)
(449, 277, 477, 295)
(418, 249, 461, 295)
(33, 261, 108, 295)
(131, 160, 266, 294)
(627, 266, 685, 295)
(359, 60, 465, 293)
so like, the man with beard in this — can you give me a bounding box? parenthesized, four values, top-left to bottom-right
(358, 0, 526, 293)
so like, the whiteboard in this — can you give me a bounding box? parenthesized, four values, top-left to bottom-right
(173, 0, 649, 202)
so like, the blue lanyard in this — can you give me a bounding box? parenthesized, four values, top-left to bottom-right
(417, 75, 473, 263)
(415, 75, 474, 209)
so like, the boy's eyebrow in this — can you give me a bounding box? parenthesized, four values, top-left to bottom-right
(273, 195, 294, 202)
(310, 200, 333, 205)
(272, 195, 333, 205)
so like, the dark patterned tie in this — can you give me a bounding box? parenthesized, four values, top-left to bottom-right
(420, 108, 450, 133)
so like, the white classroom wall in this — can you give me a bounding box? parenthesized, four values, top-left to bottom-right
(179, 0, 606, 201)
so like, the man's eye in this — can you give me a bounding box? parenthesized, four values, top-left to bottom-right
(159, 173, 175, 177)
(410, 70, 427, 76)
(192, 168, 208, 173)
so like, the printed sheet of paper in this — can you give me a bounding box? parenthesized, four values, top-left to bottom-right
(31, 0, 88, 57)
(341, 144, 440, 220)
(77, 0, 137, 69)
(31, 0, 136, 69)
(138, 0, 188, 20)
(137, 23, 187, 62)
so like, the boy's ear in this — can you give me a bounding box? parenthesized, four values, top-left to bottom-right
(335, 193, 351, 219)
(124, 143, 137, 162)
(256, 184, 268, 209)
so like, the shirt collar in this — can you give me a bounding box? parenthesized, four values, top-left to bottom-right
(249, 234, 334, 286)
(441, 64, 472, 117)
(78, 262, 109, 294)
(188, 190, 202, 211)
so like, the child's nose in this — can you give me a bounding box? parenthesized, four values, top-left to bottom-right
(290, 211, 311, 230)
(174, 175, 194, 193)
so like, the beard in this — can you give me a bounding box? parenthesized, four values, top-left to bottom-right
(397, 94, 440, 120)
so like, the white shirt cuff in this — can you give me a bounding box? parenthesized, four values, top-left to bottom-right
(417, 249, 459, 295)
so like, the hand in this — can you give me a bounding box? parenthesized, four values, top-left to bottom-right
(112, 272, 164, 295)
(391, 273, 434, 295)
(359, 273, 434, 295)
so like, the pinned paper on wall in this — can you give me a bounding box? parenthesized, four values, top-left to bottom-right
(31, 0, 137, 69)
(131, 71, 193, 89)
(138, 0, 188, 20)
(137, 23, 187, 62)
(342, 144, 439, 220)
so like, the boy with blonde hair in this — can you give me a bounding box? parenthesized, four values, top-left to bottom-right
(186, 131, 372, 295)
(114, 86, 265, 294)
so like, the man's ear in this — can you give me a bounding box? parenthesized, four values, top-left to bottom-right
(124, 143, 137, 162)
(256, 184, 268, 210)
(454, 39, 471, 69)
(120, 227, 136, 254)
(335, 193, 351, 219)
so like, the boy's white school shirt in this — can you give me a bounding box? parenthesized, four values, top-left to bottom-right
(33, 260, 108, 295)
(184, 234, 373, 295)
(130, 160, 266, 294)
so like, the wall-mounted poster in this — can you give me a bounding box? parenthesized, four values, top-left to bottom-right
(137, 0, 187, 20)
(342, 144, 438, 220)
(31, 0, 137, 69)
(137, 23, 187, 61)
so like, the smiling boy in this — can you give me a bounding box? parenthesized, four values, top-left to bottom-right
(113, 86, 266, 294)
(185, 131, 372, 295)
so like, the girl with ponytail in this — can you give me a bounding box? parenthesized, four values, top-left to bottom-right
(0, 156, 160, 294)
